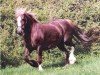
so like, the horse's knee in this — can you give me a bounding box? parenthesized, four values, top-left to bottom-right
(24, 55, 29, 62)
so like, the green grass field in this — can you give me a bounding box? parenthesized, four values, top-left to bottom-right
(1, 54, 100, 75)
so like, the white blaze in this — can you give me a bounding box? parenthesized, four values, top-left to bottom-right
(17, 16, 22, 27)
(69, 46, 76, 64)
(17, 16, 22, 32)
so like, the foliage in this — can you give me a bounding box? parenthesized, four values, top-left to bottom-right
(0, 0, 100, 68)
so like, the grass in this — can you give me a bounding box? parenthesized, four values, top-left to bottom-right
(1, 54, 100, 75)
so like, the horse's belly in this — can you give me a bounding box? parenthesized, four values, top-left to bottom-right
(47, 44, 57, 49)
(41, 43, 57, 50)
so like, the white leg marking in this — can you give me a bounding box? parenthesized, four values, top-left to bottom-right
(38, 64, 43, 71)
(17, 16, 22, 32)
(69, 46, 76, 64)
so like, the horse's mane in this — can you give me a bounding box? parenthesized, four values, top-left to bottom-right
(15, 8, 38, 22)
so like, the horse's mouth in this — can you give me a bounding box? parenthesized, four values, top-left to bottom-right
(17, 33, 22, 36)
(16, 30, 23, 36)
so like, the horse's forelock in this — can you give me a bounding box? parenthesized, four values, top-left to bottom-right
(15, 8, 38, 23)
(15, 8, 27, 17)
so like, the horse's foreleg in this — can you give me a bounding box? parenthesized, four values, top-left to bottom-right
(37, 46, 43, 71)
(24, 48, 38, 67)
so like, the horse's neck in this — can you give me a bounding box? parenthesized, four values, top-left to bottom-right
(23, 22, 38, 43)
(24, 19, 35, 34)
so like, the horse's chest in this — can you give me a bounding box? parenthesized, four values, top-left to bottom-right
(31, 31, 44, 46)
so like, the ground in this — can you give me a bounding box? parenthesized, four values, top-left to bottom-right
(1, 54, 100, 75)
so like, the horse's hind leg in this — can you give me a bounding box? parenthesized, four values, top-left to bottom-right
(65, 41, 76, 64)
(68, 46, 76, 64)
(57, 44, 70, 66)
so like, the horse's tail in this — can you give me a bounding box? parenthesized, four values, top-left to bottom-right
(73, 25, 90, 44)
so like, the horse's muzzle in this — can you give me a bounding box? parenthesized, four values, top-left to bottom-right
(16, 28, 22, 35)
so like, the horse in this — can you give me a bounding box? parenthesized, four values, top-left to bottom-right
(15, 8, 91, 71)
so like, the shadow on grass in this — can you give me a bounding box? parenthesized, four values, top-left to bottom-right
(44, 61, 65, 69)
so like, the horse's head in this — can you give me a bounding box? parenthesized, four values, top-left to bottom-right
(15, 8, 38, 35)
(16, 14, 26, 35)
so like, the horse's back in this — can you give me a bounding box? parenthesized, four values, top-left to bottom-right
(49, 19, 75, 42)
(49, 19, 74, 34)
(50, 19, 74, 29)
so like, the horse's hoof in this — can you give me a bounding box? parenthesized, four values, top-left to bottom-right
(63, 64, 69, 69)
(69, 58, 76, 65)
(30, 60, 39, 67)
(38, 68, 44, 71)
(38, 64, 43, 71)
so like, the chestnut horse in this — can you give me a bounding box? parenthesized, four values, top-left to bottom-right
(15, 8, 90, 71)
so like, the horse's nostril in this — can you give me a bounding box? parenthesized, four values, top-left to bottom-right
(16, 29, 19, 34)
(16, 30, 18, 34)
(16, 29, 22, 35)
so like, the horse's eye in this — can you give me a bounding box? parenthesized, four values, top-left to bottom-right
(21, 20, 24, 24)
(14, 20, 17, 23)
(22, 19, 25, 21)
(22, 18, 26, 22)
(23, 18, 25, 20)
